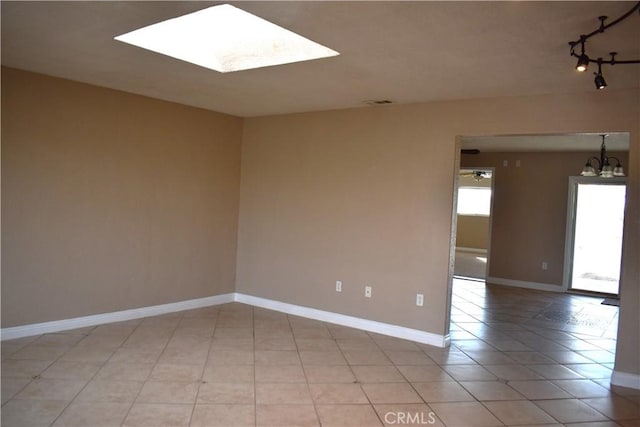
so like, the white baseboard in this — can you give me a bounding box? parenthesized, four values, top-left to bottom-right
(455, 247, 487, 255)
(1, 292, 450, 348)
(0, 293, 235, 341)
(235, 293, 449, 347)
(612, 370, 640, 390)
(487, 276, 563, 293)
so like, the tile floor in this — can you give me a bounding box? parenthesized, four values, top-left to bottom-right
(1, 278, 639, 426)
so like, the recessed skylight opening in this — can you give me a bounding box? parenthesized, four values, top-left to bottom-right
(114, 4, 339, 73)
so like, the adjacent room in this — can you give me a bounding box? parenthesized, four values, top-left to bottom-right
(2, 2, 639, 426)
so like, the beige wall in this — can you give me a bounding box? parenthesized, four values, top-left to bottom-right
(237, 89, 640, 377)
(456, 215, 489, 250)
(462, 151, 628, 286)
(3, 67, 638, 380)
(1, 68, 243, 327)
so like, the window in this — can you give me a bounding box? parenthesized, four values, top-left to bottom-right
(457, 187, 491, 216)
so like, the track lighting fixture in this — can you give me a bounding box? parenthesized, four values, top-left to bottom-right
(568, 2, 640, 89)
(594, 61, 607, 90)
(575, 41, 589, 72)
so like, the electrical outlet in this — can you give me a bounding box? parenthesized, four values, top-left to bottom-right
(416, 294, 424, 307)
(336, 280, 342, 292)
(516, 160, 521, 167)
(542, 261, 548, 270)
(365, 286, 372, 298)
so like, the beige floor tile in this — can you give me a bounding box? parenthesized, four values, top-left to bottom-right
(52, 401, 131, 426)
(41, 360, 102, 380)
(503, 351, 556, 365)
(299, 350, 347, 365)
(527, 363, 585, 379)
(210, 338, 254, 351)
(397, 365, 454, 382)
(582, 396, 640, 420)
(460, 380, 525, 400)
(16, 378, 87, 401)
(484, 400, 558, 425)
(254, 350, 300, 365)
(76, 379, 143, 402)
(315, 404, 382, 426)
(336, 338, 379, 352)
(34, 333, 86, 347)
(256, 383, 312, 404)
(203, 364, 255, 383)
(374, 337, 421, 352)
(304, 365, 356, 383)
(342, 349, 392, 365)
(158, 344, 209, 365)
(1, 376, 32, 404)
(255, 364, 306, 383)
(329, 327, 371, 340)
(59, 345, 115, 363)
(197, 382, 254, 404)
(176, 315, 215, 329)
(208, 350, 254, 365)
(442, 364, 497, 381)
(412, 381, 475, 403)
(508, 380, 573, 399)
(123, 403, 193, 426)
(483, 364, 543, 380)
(552, 379, 612, 398)
(95, 362, 154, 382)
(191, 404, 255, 426)
(253, 327, 293, 339)
(254, 337, 297, 351)
(384, 350, 435, 365)
(294, 338, 339, 352)
(256, 404, 319, 426)
(429, 401, 503, 426)
(9, 344, 68, 361)
(89, 324, 137, 338)
(534, 399, 609, 423)
(150, 363, 203, 382)
(1, 359, 52, 378)
(74, 334, 127, 350)
(362, 382, 423, 404)
(293, 328, 332, 339)
(374, 403, 444, 427)
(137, 380, 200, 403)
(349, 365, 403, 383)
(0, 399, 68, 427)
(108, 347, 163, 364)
(463, 350, 518, 365)
(308, 383, 369, 404)
(214, 327, 254, 338)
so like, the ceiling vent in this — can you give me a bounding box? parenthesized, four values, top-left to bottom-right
(363, 100, 394, 106)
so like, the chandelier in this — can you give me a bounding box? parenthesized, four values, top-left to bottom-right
(581, 135, 625, 178)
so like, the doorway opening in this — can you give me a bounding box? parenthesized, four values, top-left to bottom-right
(453, 168, 493, 281)
(564, 177, 627, 297)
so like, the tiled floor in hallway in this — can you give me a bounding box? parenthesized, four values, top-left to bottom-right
(1, 278, 639, 426)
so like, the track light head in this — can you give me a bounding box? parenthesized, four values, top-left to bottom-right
(576, 53, 590, 72)
(594, 72, 607, 89)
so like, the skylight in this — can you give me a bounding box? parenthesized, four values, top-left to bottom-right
(114, 4, 339, 73)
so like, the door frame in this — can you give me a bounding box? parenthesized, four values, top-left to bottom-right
(562, 176, 627, 294)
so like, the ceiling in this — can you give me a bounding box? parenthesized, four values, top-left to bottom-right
(2, 1, 639, 118)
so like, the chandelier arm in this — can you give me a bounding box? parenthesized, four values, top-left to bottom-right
(568, 1, 640, 45)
